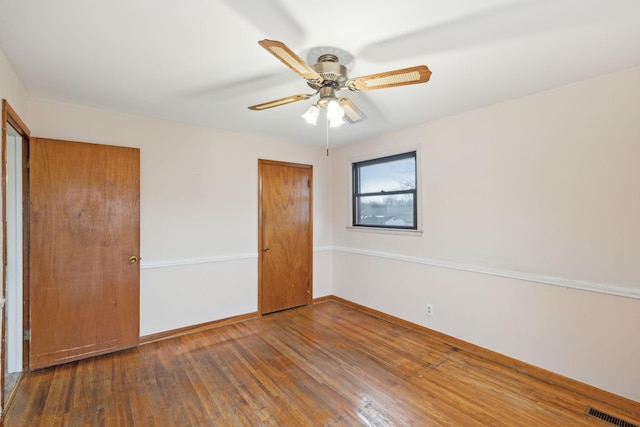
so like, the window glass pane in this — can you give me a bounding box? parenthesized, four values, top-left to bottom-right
(358, 157, 415, 193)
(357, 194, 414, 227)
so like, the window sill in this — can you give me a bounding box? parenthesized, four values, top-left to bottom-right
(346, 226, 424, 236)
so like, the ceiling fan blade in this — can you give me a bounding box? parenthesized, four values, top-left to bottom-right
(248, 94, 313, 110)
(258, 39, 323, 84)
(346, 65, 431, 91)
(338, 97, 366, 124)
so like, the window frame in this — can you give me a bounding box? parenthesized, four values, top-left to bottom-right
(352, 150, 418, 230)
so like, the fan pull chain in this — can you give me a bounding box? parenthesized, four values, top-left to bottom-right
(326, 115, 329, 156)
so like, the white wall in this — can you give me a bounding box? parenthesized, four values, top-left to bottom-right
(331, 65, 640, 401)
(0, 48, 28, 118)
(27, 98, 333, 336)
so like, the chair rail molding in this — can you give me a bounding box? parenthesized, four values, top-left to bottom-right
(141, 246, 333, 270)
(332, 246, 640, 300)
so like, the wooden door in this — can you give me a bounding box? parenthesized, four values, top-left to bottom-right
(29, 138, 140, 369)
(259, 160, 312, 314)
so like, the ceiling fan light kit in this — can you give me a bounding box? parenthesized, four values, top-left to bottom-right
(301, 100, 344, 128)
(301, 105, 320, 125)
(248, 39, 432, 128)
(329, 117, 345, 128)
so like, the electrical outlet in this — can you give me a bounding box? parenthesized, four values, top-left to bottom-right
(426, 304, 434, 317)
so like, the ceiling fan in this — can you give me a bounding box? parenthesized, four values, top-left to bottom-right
(248, 39, 432, 127)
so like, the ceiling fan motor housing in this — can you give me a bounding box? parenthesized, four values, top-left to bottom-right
(317, 86, 338, 107)
(308, 54, 348, 91)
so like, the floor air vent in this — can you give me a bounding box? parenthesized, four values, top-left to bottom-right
(585, 407, 638, 427)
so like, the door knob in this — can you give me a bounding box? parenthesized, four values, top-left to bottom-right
(263, 248, 270, 253)
(129, 256, 138, 264)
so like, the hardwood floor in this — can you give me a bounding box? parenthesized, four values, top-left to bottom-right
(4, 301, 639, 426)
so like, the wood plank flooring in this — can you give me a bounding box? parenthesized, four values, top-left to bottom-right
(4, 301, 639, 426)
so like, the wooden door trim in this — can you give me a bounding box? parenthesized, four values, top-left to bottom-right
(2, 100, 31, 138)
(1, 100, 31, 413)
(20, 136, 29, 372)
(258, 159, 313, 315)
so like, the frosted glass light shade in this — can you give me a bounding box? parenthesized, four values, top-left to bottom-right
(329, 118, 345, 128)
(326, 100, 345, 121)
(301, 105, 320, 125)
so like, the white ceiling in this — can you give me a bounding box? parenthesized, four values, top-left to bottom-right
(1, 0, 639, 147)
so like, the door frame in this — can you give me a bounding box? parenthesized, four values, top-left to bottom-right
(1, 99, 30, 413)
(257, 159, 313, 314)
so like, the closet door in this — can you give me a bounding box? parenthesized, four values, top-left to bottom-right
(259, 160, 312, 314)
(29, 138, 140, 369)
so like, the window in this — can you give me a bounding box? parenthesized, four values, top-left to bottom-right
(352, 151, 417, 229)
